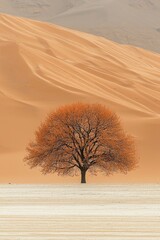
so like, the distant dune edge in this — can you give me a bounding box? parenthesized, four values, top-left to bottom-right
(0, 0, 160, 53)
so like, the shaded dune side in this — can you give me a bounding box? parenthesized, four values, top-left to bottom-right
(0, 13, 160, 183)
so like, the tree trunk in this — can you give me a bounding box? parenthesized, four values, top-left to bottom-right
(81, 170, 87, 183)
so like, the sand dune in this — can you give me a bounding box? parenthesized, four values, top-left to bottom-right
(0, 13, 160, 183)
(0, 0, 160, 53)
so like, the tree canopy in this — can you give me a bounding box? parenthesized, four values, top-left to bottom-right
(24, 103, 137, 183)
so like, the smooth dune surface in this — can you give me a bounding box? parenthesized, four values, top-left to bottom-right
(1, 184, 160, 239)
(0, 13, 160, 183)
(0, 0, 160, 53)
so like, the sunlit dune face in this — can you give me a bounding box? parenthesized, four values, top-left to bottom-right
(0, 13, 160, 183)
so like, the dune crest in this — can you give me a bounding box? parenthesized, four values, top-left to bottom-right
(0, 13, 160, 183)
(0, 0, 160, 53)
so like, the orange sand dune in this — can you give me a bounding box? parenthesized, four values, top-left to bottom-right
(0, 13, 160, 183)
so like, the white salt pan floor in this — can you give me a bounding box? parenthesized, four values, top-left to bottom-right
(0, 184, 160, 239)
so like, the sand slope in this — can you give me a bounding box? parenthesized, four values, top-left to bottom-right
(0, 13, 160, 183)
(0, 0, 160, 53)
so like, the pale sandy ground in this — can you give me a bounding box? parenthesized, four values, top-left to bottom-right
(0, 13, 160, 183)
(0, 185, 160, 239)
(0, 0, 160, 53)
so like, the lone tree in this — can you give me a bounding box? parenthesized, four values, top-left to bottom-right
(24, 103, 137, 183)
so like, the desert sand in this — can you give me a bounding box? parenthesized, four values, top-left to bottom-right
(0, 13, 160, 183)
(0, 0, 160, 53)
(1, 184, 160, 239)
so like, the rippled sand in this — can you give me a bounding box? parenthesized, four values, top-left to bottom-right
(0, 185, 160, 239)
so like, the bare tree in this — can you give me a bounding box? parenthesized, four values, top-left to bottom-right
(24, 103, 137, 183)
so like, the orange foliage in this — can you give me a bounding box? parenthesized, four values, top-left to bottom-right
(24, 103, 137, 183)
